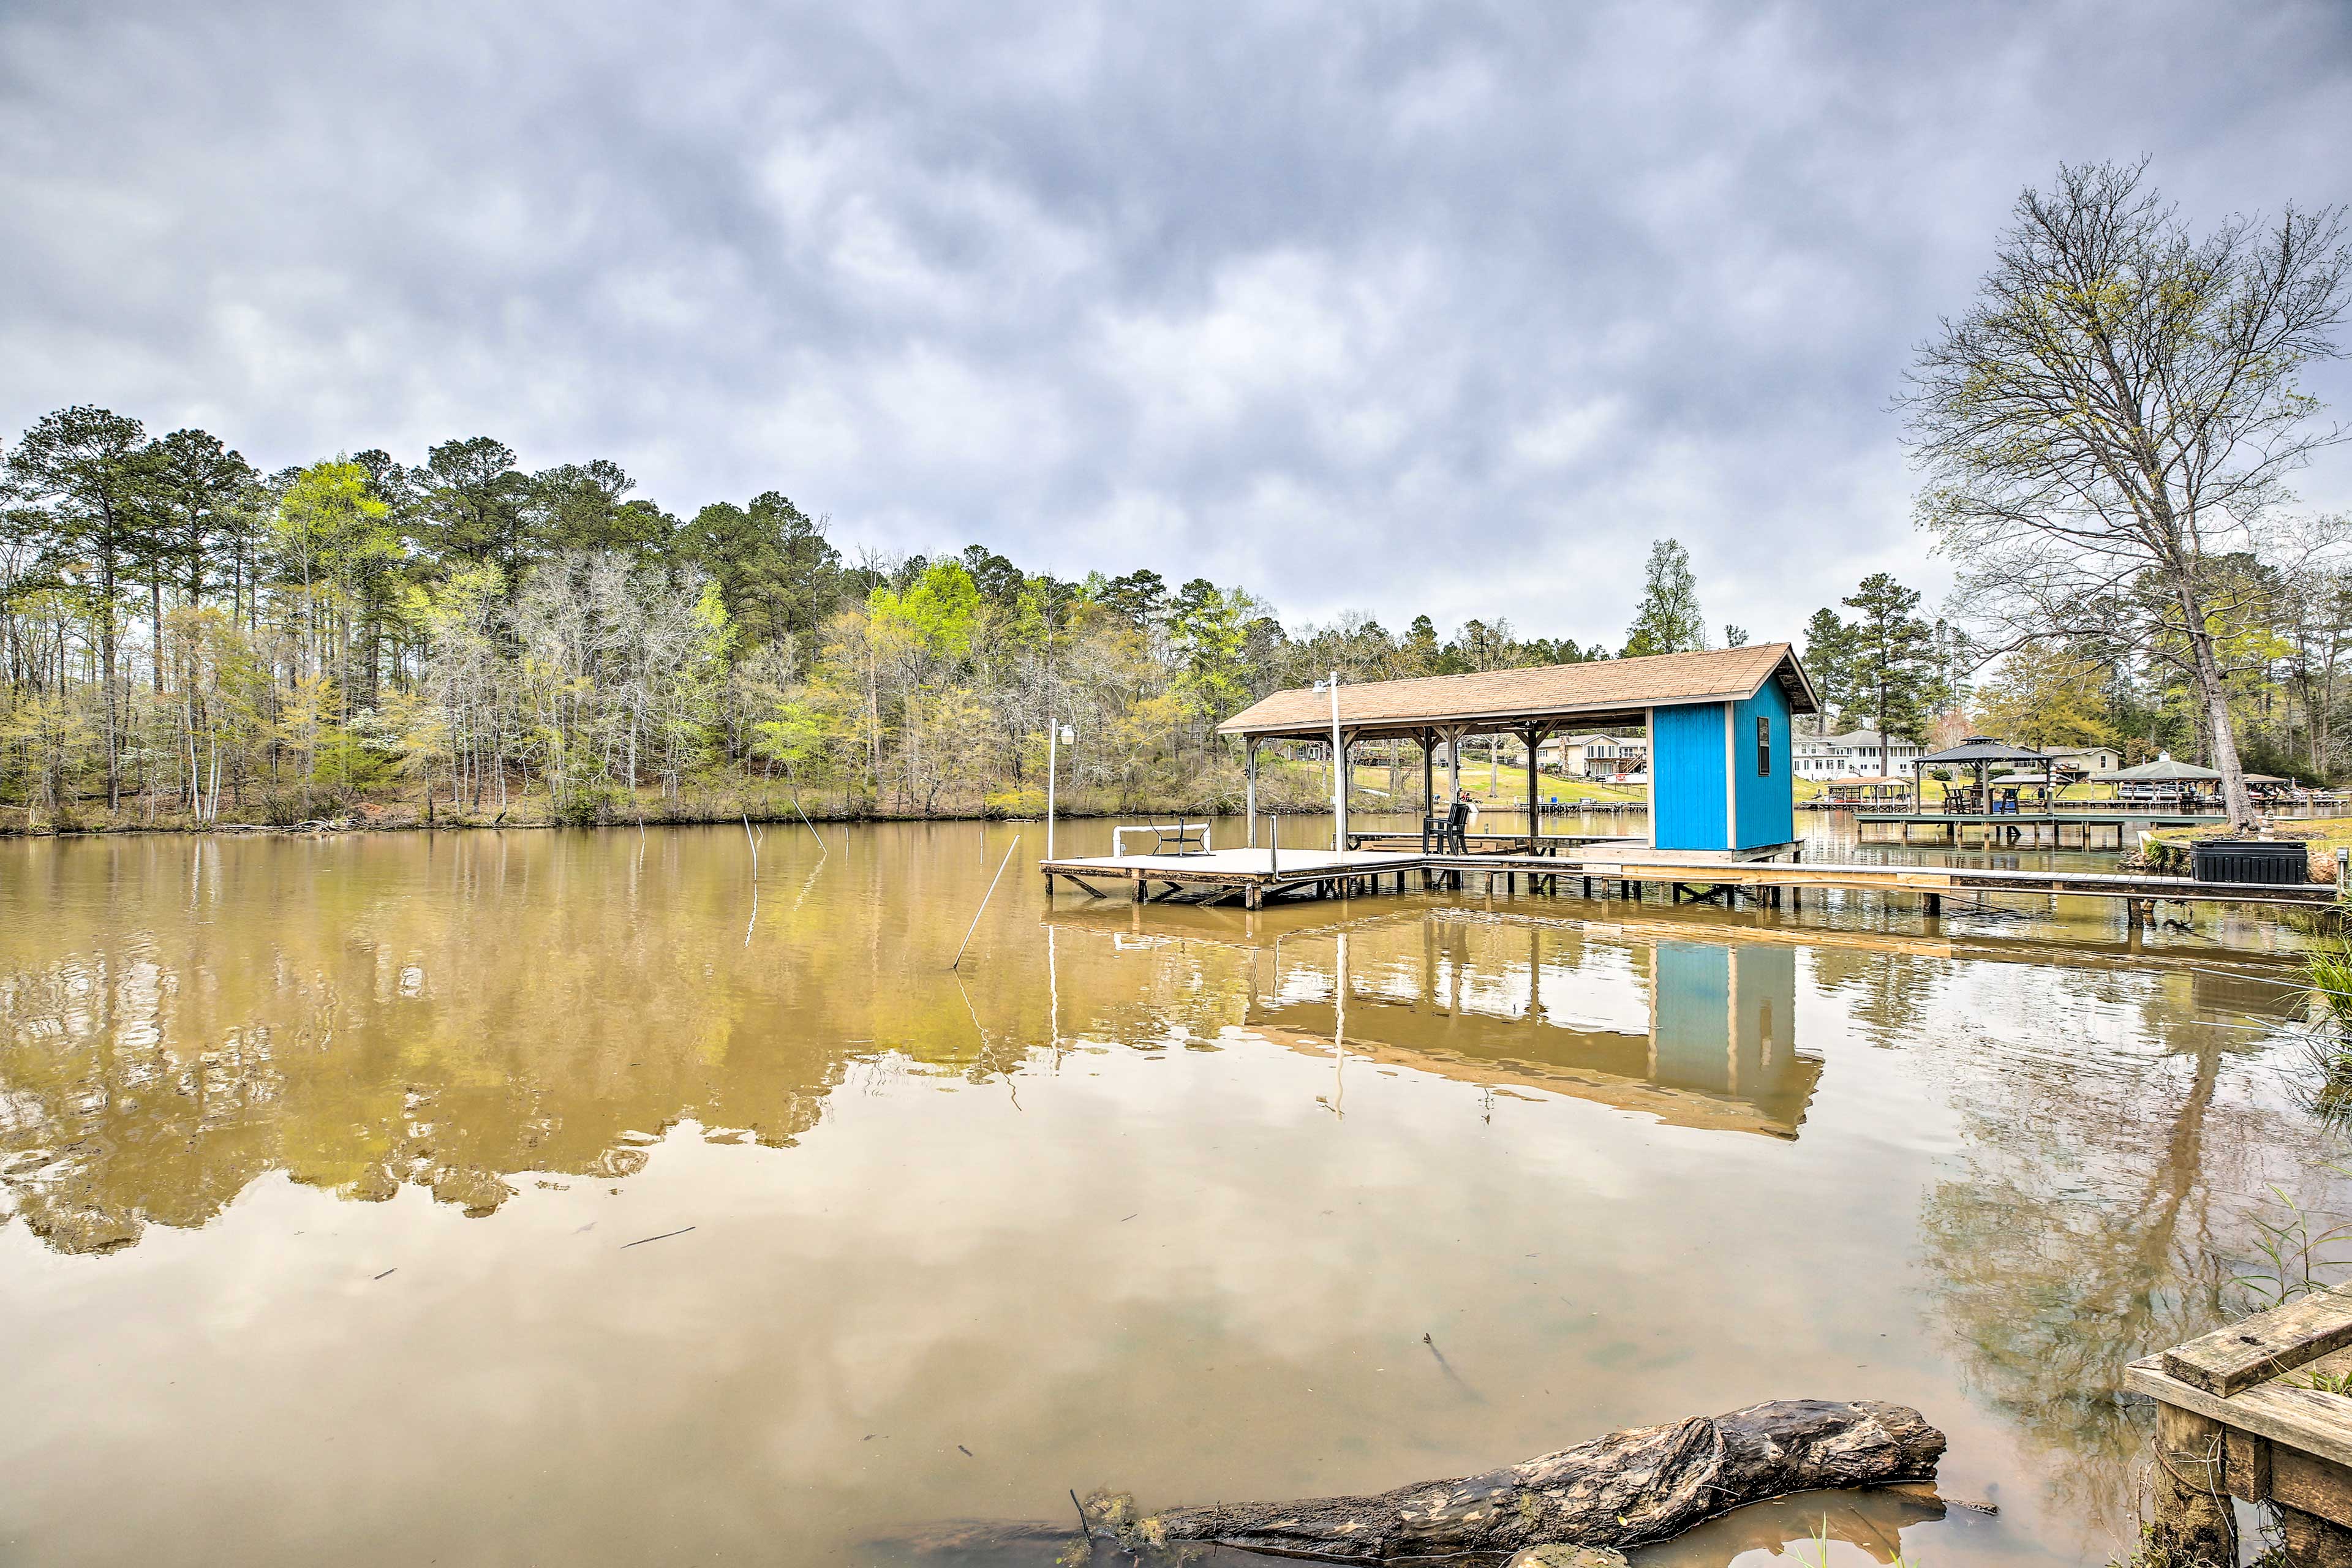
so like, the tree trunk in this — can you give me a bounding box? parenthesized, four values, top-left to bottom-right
(2179, 582, 2256, 829)
(149, 575, 164, 693)
(1113, 1400, 1945, 1562)
(99, 551, 119, 810)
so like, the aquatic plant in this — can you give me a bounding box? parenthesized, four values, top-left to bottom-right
(1801, 1515, 1921, 1567)
(2301, 930, 2352, 1126)
(2288, 1365, 2352, 1395)
(2233, 1169, 2352, 1311)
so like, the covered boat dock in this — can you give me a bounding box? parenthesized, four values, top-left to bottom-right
(1212, 643, 1819, 856)
(1038, 647, 2331, 924)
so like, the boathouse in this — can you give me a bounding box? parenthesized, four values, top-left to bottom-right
(1215, 643, 1819, 856)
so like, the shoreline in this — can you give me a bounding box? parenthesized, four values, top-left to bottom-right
(0, 795, 1654, 841)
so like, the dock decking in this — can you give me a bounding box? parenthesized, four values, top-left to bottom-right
(1039, 842, 2338, 920)
(1855, 809, 2226, 849)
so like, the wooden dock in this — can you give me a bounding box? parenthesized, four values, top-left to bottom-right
(1039, 843, 2337, 921)
(2130, 1289, 2352, 1562)
(1855, 809, 2226, 850)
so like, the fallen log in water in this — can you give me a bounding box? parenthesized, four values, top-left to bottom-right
(1116, 1400, 1946, 1564)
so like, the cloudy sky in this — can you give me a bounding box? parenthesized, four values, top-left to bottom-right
(4, 1, 2349, 649)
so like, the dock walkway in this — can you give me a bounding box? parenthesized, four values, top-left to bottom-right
(1039, 843, 2336, 922)
(1855, 809, 2226, 849)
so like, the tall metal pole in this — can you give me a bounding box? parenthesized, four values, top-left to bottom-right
(1046, 717, 1057, 860)
(1329, 671, 1344, 853)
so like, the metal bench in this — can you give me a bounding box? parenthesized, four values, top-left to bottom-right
(1110, 817, 1213, 857)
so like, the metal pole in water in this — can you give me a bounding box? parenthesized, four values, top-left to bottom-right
(953, 834, 1022, 970)
(1047, 718, 1057, 861)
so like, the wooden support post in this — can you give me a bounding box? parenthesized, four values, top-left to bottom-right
(2150, 1405, 2237, 1566)
(2278, 1504, 2352, 1568)
(1923, 892, 1940, 918)
(1524, 725, 1542, 853)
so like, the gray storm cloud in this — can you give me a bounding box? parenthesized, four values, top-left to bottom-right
(2, 0, 2348, 644)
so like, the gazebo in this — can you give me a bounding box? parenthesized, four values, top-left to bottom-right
(1824, 776, 1913, 809)
(1916, 736, 2055, 813)
(2094, 754, 2223, 810)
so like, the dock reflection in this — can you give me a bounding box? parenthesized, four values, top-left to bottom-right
(1234, 912, 1822, 1139)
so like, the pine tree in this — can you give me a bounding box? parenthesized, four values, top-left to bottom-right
(1842, 573, 1935, 741)
(1801, 606, 1855, 723)
(8, 405, 154, 804)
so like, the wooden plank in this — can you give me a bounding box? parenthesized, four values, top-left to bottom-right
(2162, 1288, 2352, 1396)
(2128, 1359, 2352, 1472)
(2271, 1446, 2352, 1526)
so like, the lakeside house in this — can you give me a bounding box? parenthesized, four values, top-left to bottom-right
(1535, 732, 1649, 778)
(1792, 729, 1928, 780)
(2043, 744, 2123, 777)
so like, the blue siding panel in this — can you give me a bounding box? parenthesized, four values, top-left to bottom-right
(1651, 702, 1728, 850)
(1731, 678, 1795, 849)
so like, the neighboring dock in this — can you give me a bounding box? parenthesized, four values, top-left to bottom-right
(1855, 809, 2227, 848)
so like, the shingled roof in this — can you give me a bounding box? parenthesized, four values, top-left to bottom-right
(1215, 643, 1817, 741)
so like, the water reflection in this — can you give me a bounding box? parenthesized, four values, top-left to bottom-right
(0, 822, 2345, 1568)
(1229, 913, 1821, 1139)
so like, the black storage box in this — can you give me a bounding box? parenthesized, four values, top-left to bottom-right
(2190, 839, 2309, 886)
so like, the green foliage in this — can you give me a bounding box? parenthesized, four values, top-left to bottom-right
(683, 490, 838, 658)
(1802, 606, 1855, 710)
(2234, 1159, 2352, 1311)
(551, 780, 625, 826)
(1621, 538, 1706, 656)
(1974, 642, 2114, 750)
(1841, 572, 1937, 739)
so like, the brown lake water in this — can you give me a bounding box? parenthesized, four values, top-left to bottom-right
(1, 813, 2344, 1566)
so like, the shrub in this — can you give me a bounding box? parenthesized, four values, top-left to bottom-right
(551, 782, 623, 827)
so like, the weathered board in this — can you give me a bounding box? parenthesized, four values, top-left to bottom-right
(2162, 1287, 2352, 1396)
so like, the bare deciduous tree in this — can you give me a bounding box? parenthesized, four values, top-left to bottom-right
(1902, 159, 2351, 828)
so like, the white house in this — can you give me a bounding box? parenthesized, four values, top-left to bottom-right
(1536, 733, 1648, 778)
(2045, 745, 2122, 777)
(1792, 729, 1929, 780)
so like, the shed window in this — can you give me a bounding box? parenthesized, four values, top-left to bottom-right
(1756, 717, 1771, 777)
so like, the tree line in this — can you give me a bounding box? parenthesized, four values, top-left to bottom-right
(0, 413, 1649, 827)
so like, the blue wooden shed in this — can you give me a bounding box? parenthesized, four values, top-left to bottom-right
(1216, 643, 1820, 857)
